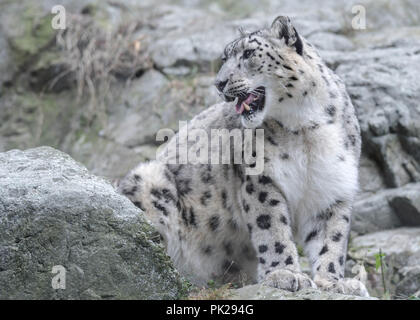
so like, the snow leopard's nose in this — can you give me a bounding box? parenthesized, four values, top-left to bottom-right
(215, 79, 228, 92)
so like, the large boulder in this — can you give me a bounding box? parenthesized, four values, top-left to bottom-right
(352, 183, 420, 235)
(0, 147, 188, 299)
(325, 44, 420, 234)
(328, 45, 420, 189)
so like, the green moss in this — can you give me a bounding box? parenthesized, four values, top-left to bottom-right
(79, 3, 114, 31)
(72, 112, 104, 146)
(11, 90, 79, 148)
(32, 50, 62, 71)
(297, 245, 305, 257)
(8, 5, 56, 66)
(178, 279, 194, 299)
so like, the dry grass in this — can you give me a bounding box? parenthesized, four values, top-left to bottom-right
(187, 283, 233, 300)
(51, 13, 151, 123)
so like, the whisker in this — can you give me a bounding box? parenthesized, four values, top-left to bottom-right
(250, 87, 265, 97)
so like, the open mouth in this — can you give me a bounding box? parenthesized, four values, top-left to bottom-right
(235, 86, 266, 116)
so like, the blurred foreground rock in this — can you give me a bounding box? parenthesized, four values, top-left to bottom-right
(0, 147, 187, 299)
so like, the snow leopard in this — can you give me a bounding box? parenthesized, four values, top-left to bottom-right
(118, 16, 368, 297)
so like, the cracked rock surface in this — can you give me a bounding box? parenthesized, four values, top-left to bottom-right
(0, 147, 187, 299)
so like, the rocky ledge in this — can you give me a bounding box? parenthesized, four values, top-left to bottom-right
(228, 285, 377, 300)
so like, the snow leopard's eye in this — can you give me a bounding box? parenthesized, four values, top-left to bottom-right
(242, 49, 255, 59)
(217, 56, 227, 71)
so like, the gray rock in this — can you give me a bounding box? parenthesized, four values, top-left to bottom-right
(352, 190, 402, 235)
(349, 0, 420, 30)
(349, 227, 420, 297)
(327, 37, 420, 236)
(0, 147, 187, 299)
(228, 284, 376, 300)
(330, 46, 420, 188)
(67, 134, 148, 180)
(396, 266, 420, 298)
(0, 87, 149, 180)
(352, 183, 420, 234)
(0, 29, 14, 89)
(352, 26, 420, 50)
(308, 32, 354, 51)
(148, 6, 236, 72)
(358, 155, 386, 194)
(349, 227, 420, 264)
(104, 70, 216, 149)
(0, 90, 77, 152)
(389, 184, 420, 226)
(105, 70, 170, 147)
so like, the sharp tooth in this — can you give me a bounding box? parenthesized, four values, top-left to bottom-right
(243, 103, 251, 111)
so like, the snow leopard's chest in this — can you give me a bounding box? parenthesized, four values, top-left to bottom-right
(264, 123, 358, 223)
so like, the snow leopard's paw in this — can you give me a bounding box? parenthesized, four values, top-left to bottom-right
(263, 269, 317, 292)
(314, 276, 369, 297)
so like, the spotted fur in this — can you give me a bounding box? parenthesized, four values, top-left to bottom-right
(118, 16, 368, 297)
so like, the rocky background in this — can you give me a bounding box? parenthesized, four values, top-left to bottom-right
(0, 0, 420, 299)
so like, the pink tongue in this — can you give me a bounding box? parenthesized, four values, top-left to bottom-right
(235, 103, 245, 114)
(235, 94, 256, 114)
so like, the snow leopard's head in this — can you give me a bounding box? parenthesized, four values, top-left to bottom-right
(215, 16, 308, 128)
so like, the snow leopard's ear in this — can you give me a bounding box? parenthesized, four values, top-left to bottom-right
(270, 16, 303, 56)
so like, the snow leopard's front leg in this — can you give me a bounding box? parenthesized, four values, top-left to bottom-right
(302, 200, 369, 297)
(241, 174, 315, 292)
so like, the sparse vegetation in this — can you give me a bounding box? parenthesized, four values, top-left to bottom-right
(374, 249, 389, 299)
(187, 283, 233, 300)
(51, 12, 151, 123)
